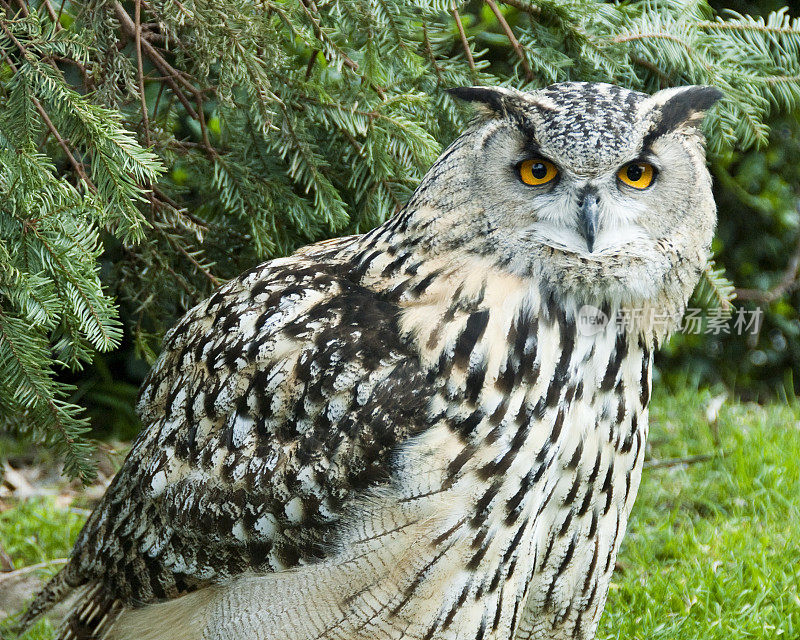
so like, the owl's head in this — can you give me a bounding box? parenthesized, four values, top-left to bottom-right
(406, 82, 721, 310)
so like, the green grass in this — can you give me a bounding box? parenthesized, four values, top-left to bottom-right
(0, 500, 85, 570)
(600, 388, 800, 639)
(2, 388, 799, 638)
(0, 499, 85, 639)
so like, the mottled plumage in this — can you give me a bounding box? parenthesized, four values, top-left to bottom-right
(22, 82, 720, 640)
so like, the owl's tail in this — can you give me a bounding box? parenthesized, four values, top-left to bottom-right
(14, 566, 73, 631)
(17, 568, 121, 640)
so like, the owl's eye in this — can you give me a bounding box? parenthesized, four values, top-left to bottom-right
(519, 158, 558, 186)
(617, 161, 656, 189)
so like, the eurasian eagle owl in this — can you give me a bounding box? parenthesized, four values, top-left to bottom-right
(22, 82, 721, 640)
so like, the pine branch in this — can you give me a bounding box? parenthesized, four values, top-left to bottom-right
(0, 308, 96, 483)
(3, 0, 800, 477)
(134, 0, 151, 148)
(692, 261, 736, 313)
(485, 0, 533, 82)
(451, 3, 476, 73)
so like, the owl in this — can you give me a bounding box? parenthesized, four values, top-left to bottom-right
(20, 82, 720, 640)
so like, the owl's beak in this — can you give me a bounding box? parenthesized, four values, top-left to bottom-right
(579, 193, 599, 253)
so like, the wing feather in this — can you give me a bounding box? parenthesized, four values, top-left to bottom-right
(30, 250, 438, 638)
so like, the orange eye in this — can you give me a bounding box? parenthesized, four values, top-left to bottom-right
(617, 161, 655, 189)
(519, 158, 558, 186)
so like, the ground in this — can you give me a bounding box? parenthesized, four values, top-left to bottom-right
(1, 387, 799, 639)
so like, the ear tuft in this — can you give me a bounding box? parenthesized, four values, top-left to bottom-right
(683, 85, 723, 112)
(446, 86, 505, 110)
(646, 85, 722, 143)
(446, 86, 528, 118)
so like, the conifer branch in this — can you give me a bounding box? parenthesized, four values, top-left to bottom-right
(163, 229, 221, 287)
(697, 20, 800, 36)
(3, 0, 800, 476)
(0, 21, 96, 191)
(497, 0, 541, 16)
(33, 97, 95, 192)
(41, 0, 61, 30)
(113, 1, 200, 120)
(134, 0, 151, 148)
(485, 0, 533, 82)
(422, 24, 445, 84)
(451, 3, 475, 72)
(298, 0, 359, 73)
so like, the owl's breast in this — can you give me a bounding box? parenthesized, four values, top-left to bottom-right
(110, 259, 654, 640)
(364, 272, 655, 640)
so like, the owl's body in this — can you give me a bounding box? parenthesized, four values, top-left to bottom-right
(22, 82, 720, 640)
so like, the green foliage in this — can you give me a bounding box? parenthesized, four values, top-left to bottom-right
(0, 497, 85, 568)
(691, 260, 736, 312)
(1, 0, 800, 477)
(661, 110, 800, 399)
(0, 8, 162, 481)
(0, 497, 85, 640)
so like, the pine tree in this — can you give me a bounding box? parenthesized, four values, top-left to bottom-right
(2, 0, 799, 480)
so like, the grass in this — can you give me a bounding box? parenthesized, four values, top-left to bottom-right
(2, 387, 799, 639)
(0, 500, 85, 639)
(0, 500, 86, 570)
(600, 388, 800, 639)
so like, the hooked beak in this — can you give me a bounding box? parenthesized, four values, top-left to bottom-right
(579, 192, 599, 253)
